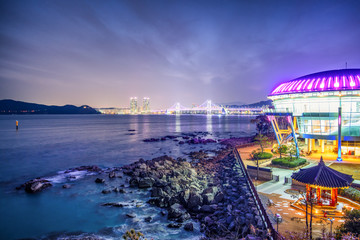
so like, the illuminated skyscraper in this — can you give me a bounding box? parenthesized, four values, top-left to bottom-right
(143, 97, 150, 113)
(130, 97, 137, 114)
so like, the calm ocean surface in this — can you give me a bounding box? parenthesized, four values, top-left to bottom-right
(0, 114, 256, 239)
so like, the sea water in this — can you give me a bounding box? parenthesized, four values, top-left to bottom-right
(0, 114, 255, 239)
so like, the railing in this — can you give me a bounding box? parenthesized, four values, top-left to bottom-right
(233, 148, 284, 240)
(263, 107, 292, 114)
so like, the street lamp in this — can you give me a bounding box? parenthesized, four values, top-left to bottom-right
(328, 217, 335, 237)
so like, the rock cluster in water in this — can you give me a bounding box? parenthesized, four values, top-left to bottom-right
(16, 165, 103, 193)
(142, 132, 221, 145)
(120, 150, 267, 239)
(16, 178, 53, 193)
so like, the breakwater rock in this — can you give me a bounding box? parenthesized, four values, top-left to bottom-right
(122, 150, 267, 239)
(17, 178, 53, 193)
(16, 165, 102, 193)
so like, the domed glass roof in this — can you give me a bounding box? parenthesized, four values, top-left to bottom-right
(269, 69, 360, 96)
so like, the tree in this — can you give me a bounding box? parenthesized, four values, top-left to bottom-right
(250, 149, 261, 182)
(336, 209, 360, 238)
(254, 134, 269, 153)
(250, 115, 272, 135)
(278, 144, 288, 159)
(290, 188, 318, 239)
(288, 142, 298, 160)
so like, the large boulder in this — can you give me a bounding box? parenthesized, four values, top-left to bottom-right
(213, 192, 224, 203)
(151, 187, 167, 198)
(179, 189, 191, 205)
(95, 178, 105, 183)
(202, 192, 215, 205)
(102, 202, 126, 207)
(109, 171, 116, 178)
(154, 179, 167, 187)
(129, 177, 139, 187)
(170, 180, 181, 193)
(138, 177, 153, 188)
(187, 192, 203, 209)
(184, 222, 194, 231)
(168, 203, 190, 222)
(24, 179, 52, 193)
(200, 204, 217, 213)
(126, 213, 136, 218)
(203, 186, 219, 195)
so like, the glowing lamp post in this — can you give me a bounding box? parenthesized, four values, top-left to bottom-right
(275, 213, 282, 232)
(328, 217, 335, 237)
(337, 106, 342, 162)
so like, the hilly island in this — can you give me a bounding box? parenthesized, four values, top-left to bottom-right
(0, 99, 99, 114)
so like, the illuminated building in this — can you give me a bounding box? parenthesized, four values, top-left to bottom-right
(142, 97, 150, 113)
(266, 69, 360, 160)
(130, 97, 138, 114)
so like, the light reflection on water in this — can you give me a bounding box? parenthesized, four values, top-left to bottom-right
(206, 114, 212, 133)
(176, 115, 181, 133)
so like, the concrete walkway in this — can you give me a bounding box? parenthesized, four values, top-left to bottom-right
(256, 161, 319, 199)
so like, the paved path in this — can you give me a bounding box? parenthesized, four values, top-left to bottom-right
(256, 162, 318, 199)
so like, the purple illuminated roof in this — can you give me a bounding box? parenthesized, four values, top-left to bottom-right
(269, 69, 360, 96)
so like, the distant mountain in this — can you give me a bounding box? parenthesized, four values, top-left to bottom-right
(218, 101, 246, 106)
(223, 99, 273, 108)
(0, 99, 100, 114)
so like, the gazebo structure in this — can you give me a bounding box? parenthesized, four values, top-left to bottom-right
(292, 157, 353, 207)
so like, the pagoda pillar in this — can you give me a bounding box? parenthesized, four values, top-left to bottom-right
(332, 188, 338, 206)
(317, 187, 321, 203)
(306, 185, 310, 202)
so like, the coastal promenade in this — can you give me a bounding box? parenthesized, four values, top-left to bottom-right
(237, 144, 360, 238)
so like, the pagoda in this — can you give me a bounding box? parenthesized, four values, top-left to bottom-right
(291, 157, 353, 207)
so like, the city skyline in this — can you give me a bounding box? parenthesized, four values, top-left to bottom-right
(1, 0, 360, 109)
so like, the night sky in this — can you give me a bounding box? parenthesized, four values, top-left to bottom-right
(1, 0, 359, 109)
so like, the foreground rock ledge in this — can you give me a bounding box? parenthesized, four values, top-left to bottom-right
(122, 149, 268, 239)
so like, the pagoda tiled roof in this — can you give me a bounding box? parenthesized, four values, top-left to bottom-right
(291, 157, 353, 189)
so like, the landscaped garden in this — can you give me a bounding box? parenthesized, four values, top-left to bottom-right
(252, 151, 273, 160)
(330, 163, 360, 180)
(339, 187, 360, 203)
(271, 157, 307, 168)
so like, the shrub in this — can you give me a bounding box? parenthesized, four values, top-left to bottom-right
(253, 152, 273, 160)
(123, 229, 147, 240)
(336, 209, 360, 237)
(271, 157, 307, 168)
(339, 187, 360, 203)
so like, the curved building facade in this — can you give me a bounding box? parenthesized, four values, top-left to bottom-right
(267, 69, 360, 159)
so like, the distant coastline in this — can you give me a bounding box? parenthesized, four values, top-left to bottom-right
(0, 99, 100, 115)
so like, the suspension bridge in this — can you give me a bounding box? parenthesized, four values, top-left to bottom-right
(158, 100, 264, 115)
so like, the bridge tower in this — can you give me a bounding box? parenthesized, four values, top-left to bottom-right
(175, 102, 181, 115)
(206, 100, 212, 115)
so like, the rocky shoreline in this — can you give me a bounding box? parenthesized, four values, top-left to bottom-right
(16, 137, 267, 239)
(118, 148, 267, 239)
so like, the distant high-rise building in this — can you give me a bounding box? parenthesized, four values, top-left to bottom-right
(142, 97, 150, 113)
(130, 97, 137, 114)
